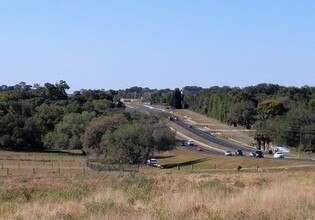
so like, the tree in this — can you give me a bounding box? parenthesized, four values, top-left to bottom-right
(43, 112, 96, 150)
(44, 80, 69, 100)
(254, 133, 262, 150)
(228, 101, 255, 128)
(256, 99, 286, 120)
(169, 88, 182, 109)
(103, 121, 175, 164)
(81, 114, 128, 157)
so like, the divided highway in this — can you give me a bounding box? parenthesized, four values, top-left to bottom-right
(171, 116, 253, 153)
(135, 105, 252, 152)
(127, 104, 314, 162)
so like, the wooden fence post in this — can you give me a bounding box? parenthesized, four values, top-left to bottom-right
(33, 168, 35, 174)
(6, 168, 9, 175)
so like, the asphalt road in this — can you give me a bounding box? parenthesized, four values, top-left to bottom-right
(135, 105, 252, 151)
(176, 142, 224, 156)
(171, 116, 253, 152)
(132, 105, 253, 151)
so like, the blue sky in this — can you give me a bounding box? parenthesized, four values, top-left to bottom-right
(1, 1, 314, 91)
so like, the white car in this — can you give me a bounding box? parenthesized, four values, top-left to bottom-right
(224, 151, 232, 156)
(274, 152, 284, 159)
(186, 140, 195, 146)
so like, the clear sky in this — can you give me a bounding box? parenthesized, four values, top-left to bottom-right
(1, 0, 314, 91)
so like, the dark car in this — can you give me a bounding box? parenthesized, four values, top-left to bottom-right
(249, 151, 264, 158)
(177, 141, 185, 146)
(266, 149, 273, 154)
(255, 151, 264, 158)
(235, 150, 243, 156)
(169, 116, 178, 121)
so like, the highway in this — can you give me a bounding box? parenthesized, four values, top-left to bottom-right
(171, 116, 253, 152)
(176, 142, 223, 156)
(127, 104, 314, 162)
(135, 104, 252, 152)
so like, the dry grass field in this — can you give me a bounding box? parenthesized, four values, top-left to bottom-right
(0, 169, 314, 219)
(0, 150, 314, 219)
(0, 150, 87, 176)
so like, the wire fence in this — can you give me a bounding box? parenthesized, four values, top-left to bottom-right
(87, 161, 139, 173)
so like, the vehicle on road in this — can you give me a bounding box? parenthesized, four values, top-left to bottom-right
(186, 140, 195, 146)
(274, 152, 284, 159)
(147, 158, 158, 167)
(249, 151, 264, 158)
(187, 124, 192, 128)
(266, 149, 273, 154)
(224, 151, 232, 156)
(176, 141, 186, 146)
(196, 147, 203, 151)
(169, 116, 178, 121)
(235, 150, 244, 156)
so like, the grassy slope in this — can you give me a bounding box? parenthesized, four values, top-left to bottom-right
(150, 147, 315, 172)
(0, 170, 314, 219)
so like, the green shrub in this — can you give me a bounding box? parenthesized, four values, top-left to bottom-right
(0, 189, 20, 202)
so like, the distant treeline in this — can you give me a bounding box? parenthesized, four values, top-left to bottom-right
(1, 82, 314, 153)
(0, 81, 175, 164)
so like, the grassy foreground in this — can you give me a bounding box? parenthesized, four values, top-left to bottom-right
(0, 149, 314, 219)
(0, 170, 314, 219)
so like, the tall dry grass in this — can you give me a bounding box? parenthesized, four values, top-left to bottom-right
(0, 171, 314, 220)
